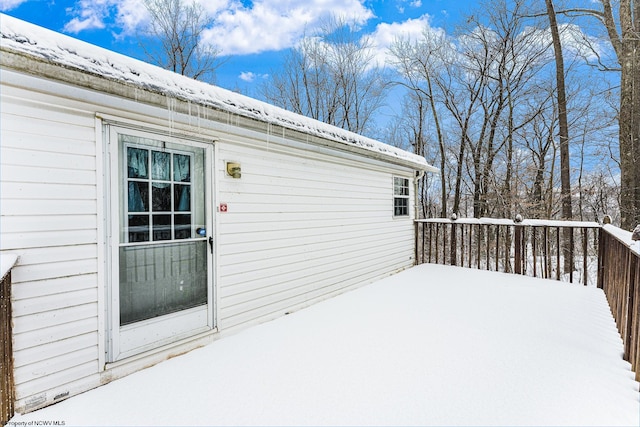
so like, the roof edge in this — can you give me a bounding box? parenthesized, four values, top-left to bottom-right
(0, 14, 436, 172)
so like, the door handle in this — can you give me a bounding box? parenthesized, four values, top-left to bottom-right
(208, 236, 213, 253)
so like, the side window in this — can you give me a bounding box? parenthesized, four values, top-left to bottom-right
(393, 176, 410, 217)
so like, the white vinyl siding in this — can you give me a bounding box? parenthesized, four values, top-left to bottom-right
(216, 140, 415, 331)
(0, 67, 421, 415)
(0, 86, 101, 410)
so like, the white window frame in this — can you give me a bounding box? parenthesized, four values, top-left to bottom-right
(393, 176, 410, 217)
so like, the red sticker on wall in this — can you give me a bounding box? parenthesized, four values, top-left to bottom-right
(219, 203, 228, 212)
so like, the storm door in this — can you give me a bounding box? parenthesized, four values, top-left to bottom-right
(108, 127, 214, 361)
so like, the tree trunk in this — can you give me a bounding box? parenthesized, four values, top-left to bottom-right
(546, 0, 572, 221)
(424, 75, 447, 218)
(600, 0, 640, 229)
(546, 0, 574, 272)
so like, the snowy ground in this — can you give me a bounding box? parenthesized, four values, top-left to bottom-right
(9, 264, 640, 426)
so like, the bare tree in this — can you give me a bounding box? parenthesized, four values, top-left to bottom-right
(141, 0, 222, 82)
(544, 0, 640, 229)
(262, 17, 389, 136)
(458, 0, 550, 218)
(385, 0, 617, 226)
(388, 29, 449, 217)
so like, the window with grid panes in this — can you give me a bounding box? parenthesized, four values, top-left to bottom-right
(393, 176, 409, 217)
(125, 145, 194, 242)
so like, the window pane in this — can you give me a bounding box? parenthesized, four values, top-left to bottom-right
(174, 184, 191, 211)
(175, 214, 191, 240)
(128, 215, 149, 242)
(127, 148, 148, 179)
(128, 182, 149, 212)
(394, 177, 409, 196)
(153, 215, 172, 241)
(152, 183, 171, 212)
(152, 151, 170, 181)
(174, 154, 191, 182)
(394, 198, 408, 216)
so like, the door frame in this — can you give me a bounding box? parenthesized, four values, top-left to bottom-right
(104, 122, 216, 363)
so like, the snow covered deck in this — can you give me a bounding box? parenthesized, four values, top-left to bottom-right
(9, 264, 640, 426)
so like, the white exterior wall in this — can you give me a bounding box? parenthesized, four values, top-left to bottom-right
(1, 84, 102, 411)
(0, 68, 419, 414)
(216, 140, 415, 331)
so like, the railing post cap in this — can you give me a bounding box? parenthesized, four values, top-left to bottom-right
(514, 214, 523, 223)
(603, 215, 612, 225)
(450, 213, 457, 221)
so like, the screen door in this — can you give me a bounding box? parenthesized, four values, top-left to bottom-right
(108, 127, 213, 361)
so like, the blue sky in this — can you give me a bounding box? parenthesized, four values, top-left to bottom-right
(0, 0, 468, 93)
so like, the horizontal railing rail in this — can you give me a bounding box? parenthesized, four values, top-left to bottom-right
(416, 217, 601, 285)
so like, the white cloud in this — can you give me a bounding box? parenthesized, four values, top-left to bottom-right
(239, 71, 268, 82)
(0, 0, 27, 11)
(63, 14, 106, 33)
(396, 0, 422, 13)
(61, 0, 113, 33)
(368, 14, 442, 67)
(63, 0, 112, 33)
(202, 0, 374, 55)
(113, 0, 151, 33)
(559, 23, 608, 63)
(62, 0, 374, 55)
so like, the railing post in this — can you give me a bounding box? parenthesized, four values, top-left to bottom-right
(556, 227, 561, 281)
(567, 228, 574, 283)
(1, 269, 15, 426)
(532, 227, 538, 278)
(495, 225, 500, 272)
(624, 254, 637, 363)
(543, 226, 550, 279)
(435, 223, 440, 264)
(485, 225, 491, 271)
(428, 223, 433, 263)
(450, 214, 457, 266)
(415, 221, 419, 265)
(460, 224, 466, 268)
(597, 226, 606, 289)
(582, 228, 588, 286)
(514, 215, 523, 275)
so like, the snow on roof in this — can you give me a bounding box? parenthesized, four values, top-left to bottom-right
(0, 13, 434, 171)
